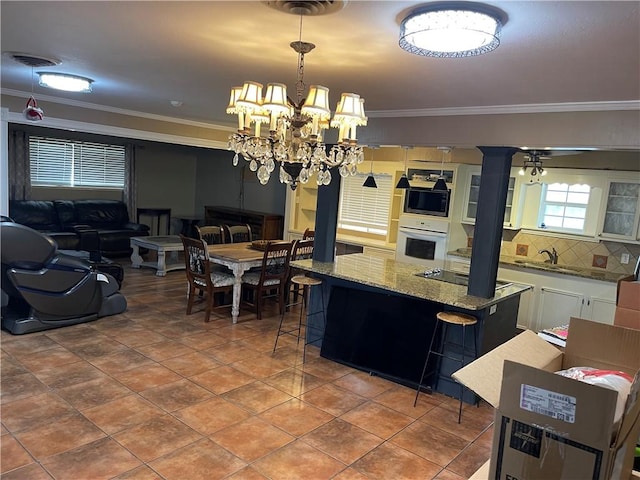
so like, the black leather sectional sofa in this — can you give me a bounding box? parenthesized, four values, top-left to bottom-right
(8, 199, 150, 257)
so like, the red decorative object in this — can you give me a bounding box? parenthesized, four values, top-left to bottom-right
(23, 96, 44, 122)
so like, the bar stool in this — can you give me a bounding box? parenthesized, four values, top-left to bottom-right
(273, 274, 326, 363)
(414, 311, 478, 423)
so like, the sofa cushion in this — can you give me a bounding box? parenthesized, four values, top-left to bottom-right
(9, 200, 60, 231)
(95, 229, 140, 255)
(73, 200, 129, 229)
(53, 200, 77, 228)
(47, 232, 80, 251)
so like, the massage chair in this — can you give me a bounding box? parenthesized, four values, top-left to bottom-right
(1, 222, 127, 334)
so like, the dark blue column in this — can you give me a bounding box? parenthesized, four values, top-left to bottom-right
(312, 169, 341, 262)
(306, 167, 341, 347)
(467, 147, 519, 298)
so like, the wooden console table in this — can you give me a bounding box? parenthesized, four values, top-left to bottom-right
(137, 208, 171, 235)
(203, 206, 283, 240)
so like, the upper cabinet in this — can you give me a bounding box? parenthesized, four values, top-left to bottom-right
(599, 180, 640, 241)
(461, 167, 520, 228)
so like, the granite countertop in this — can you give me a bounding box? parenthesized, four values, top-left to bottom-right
(448, 248, 625, 283)
(291, 254, 531, 311)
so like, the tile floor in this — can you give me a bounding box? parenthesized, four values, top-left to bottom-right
(1, 261, 493, 479)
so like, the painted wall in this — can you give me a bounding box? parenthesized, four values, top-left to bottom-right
(135, 144, 197, 218)
(194, 148, 287, 216)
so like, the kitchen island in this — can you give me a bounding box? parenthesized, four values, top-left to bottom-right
(292, 253, 531, 402)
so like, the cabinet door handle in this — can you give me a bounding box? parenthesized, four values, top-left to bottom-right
(587, 299, 590, 306)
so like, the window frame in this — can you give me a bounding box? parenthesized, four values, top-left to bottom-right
(337, 172, 393, 238)
(537, 182, 591, 234)
(29, 135, 125, 189)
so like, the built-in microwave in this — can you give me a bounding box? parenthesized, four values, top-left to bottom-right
(403, 186, 451, 217)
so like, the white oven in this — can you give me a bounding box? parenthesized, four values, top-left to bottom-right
(395, 215, 449, 268)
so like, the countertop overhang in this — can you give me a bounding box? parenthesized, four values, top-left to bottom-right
(291, 254, 531, 311)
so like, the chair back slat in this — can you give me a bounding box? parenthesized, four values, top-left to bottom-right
(196, 225, 225, 245)
(260, 241, 293, 285)
(292, 238, 314, 261)
(181, 235, 212, 285)
(225, 224, 252, 243)
(302, 228, 315, 240)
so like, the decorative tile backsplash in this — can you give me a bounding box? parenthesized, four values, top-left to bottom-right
(592, 254, 608, 269)
(499, 232, 640, 275)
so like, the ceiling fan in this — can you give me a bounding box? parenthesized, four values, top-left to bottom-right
(519, 150, 551, 179)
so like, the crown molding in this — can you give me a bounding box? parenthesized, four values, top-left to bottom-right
(1, 88, 235, 132)
(6, 111, 228, 150)
(4, 88, 638, 125)
(367, 100, 640, 118)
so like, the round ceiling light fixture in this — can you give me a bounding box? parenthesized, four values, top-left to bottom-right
(38, 72, 93, 92)
(399, 2, 505, 58)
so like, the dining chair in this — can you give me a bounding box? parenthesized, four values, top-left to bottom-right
(180, 234, 235, 322)
(288, 238, 314, 304)
(302, 228, 315, 240)
(241, 240, 293, 320)
(195, 225, 225, 245)
(225, 224, 252, 243)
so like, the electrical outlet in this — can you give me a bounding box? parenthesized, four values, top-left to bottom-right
(621, 253, 630, 264)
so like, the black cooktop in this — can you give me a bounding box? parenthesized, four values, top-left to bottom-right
(415, 269, 511, 288)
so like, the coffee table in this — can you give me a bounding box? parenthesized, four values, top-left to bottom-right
(130, 235, 184, 276)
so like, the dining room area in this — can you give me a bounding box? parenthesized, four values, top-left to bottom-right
(1, 240, 494, 480)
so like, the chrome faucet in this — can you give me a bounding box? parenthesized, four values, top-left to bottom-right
(538, 247, 558, 264)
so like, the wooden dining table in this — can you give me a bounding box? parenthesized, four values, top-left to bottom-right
(207, 242, 266, 323)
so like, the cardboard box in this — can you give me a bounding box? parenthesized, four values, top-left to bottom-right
(615, 276, 640, 330)
(454, 317, 640, 480)
(469, 459, 490, 479)
(615, 307, 640, 330)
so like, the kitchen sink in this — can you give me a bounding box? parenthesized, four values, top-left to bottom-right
(513, 259, 581, 274)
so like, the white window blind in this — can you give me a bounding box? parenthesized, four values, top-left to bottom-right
(539, 183, 590, 232)
(29, 136, 125, 188)
(338, 173, 392, 236)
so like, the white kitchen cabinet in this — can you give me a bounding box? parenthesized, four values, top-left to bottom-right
(599, 180, 640, 241)
(462, 168, 519, 228)
(538, 287, 585, 331)
(583, 295, 617, 323)
(538, 287, 617, 331)
(498, 264, 617, 332)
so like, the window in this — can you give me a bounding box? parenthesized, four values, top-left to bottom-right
(539, 183, 590, 233)
(29, 136, 125, 188)
(338, 173, 392, 236)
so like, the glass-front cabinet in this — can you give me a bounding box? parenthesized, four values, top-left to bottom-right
(462, 168, 518, 228)
(599, 180, 640, 240)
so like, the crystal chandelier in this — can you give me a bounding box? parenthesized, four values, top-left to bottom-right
(227, 15, 367, 190)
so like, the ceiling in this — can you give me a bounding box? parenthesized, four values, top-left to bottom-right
(1, 1, 639, 134)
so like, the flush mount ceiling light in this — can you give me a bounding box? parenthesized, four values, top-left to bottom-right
(227, 2, 366, 190)
(38, 72, 93, 92)
(399, 2, 504, 58)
